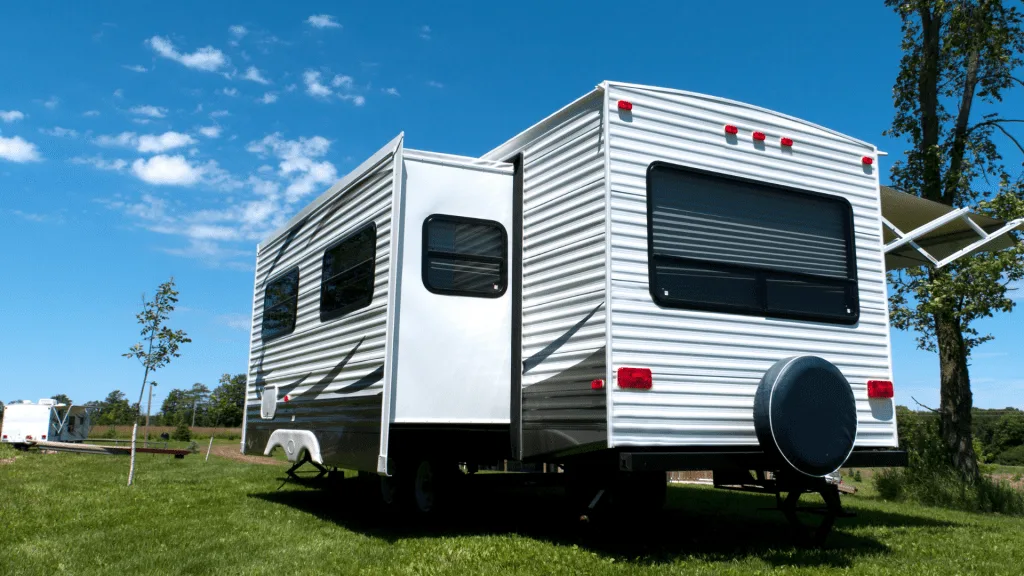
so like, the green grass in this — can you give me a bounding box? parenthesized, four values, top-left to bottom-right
(3, 453, 1024, 575)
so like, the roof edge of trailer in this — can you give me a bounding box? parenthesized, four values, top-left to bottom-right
(481, 86, 606, 161)
(404, 148, 513, 174)
(481, 81, 877, 161)
(604, 81, 877, 150)
(259, 132, 404, 250)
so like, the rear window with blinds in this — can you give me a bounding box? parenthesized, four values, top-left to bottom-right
(646, 162, 859, 324)
(262, 267, 299, 340)
(423, 215, 507, 298)
(320, 223, 377, 322)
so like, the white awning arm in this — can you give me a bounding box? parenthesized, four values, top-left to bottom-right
(883, 206, 971, 254)
(881, 216, 940, 266)
(934, 217, 1024, 268)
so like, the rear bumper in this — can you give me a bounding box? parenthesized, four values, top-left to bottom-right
(618, 449, 907, 472)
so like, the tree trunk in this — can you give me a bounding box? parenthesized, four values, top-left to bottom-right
(934, 310, 980, 482)
(128, 421, 139, 486)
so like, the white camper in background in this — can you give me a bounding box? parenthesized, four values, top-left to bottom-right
(242, 81, 1021, 520)
(1, 399, 92, 446)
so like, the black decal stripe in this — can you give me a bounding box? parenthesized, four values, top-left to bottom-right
(522, 302, 603, 374)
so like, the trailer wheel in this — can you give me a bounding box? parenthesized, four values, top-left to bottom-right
(412, 460, 439, 514)
(612, 471, 666, 512)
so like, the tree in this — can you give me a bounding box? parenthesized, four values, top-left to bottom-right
(51, 394, 73, 406)
(209, 373, 246, 428)
(991, 410, 1024, 453)
(123, 278, 191, 485)
(159, 388, 191, 425)
(93, 390, 136, 425)
(186, 383, 211, 427)
(885, 0, 1024, 481)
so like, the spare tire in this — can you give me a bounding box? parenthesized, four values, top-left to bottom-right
(753, 356, 857, 477)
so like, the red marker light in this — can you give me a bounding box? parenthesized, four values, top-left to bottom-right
(41, 435, 46, 440)
(617, 367, 653, 390)
(724, 124, 739, 135)
(781, 137, 794, 147)
(862, 156, 874, 165)
(617, 100, 633, 111)
(591, 379, 605, 390)
(867, 380, 894, 399)
(752, 131, 767, 141)
(283, 395, 290, 403)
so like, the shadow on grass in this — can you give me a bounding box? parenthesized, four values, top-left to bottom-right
(250, 474, 959, 569)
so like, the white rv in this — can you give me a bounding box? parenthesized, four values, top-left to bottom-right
(243, 81, 1020, 516)
(1, 399, 92, 447)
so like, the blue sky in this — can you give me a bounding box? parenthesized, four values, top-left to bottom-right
(0, 1, 1020, 412)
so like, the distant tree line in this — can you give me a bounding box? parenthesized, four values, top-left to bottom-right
(45, 373, 247, 429)
(900, 406, 1024, 466)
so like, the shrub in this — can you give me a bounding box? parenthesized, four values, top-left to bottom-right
(100, 426, 118, 439)
(874, 407, 1024, 515)
(852, 469, 863, 482)
(171, 423, 191, 442)
(995, 445, 1024, 466)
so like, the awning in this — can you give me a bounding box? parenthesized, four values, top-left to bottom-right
(881, 185, 1023, 270)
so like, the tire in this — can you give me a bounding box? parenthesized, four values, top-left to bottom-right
(611, 471, 666, 512)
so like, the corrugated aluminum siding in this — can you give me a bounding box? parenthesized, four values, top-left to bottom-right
(604, 83, 897, 449)
(244, 154, 397, 470)
(517, 96, 609, 458)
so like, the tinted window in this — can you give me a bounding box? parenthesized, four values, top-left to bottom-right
(262, 268, 299, 340)
(647, 163, 858, 324)
(423, 215, 507, 297)
(320, 223, 377, 321)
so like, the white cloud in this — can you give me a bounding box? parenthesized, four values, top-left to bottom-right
(339, 94, 366, 106)
(123, 64, 148, 73)
(72, 155, 128, 171)
(221, 87, 239, 97)
(420, 25, 431, 40)
(331, 74, 353, 89)
(131, 155, 203, 186)
(83, 110, 101, 117)
(130, 105, 167, 118)
(137, 131, 196, 153)
(13, 210, 63, 224)
(383, 87, 400, 96)
(199, 125, 222, 138)
(426, 80, 444, 88)
(306, 14, 341, 29)
(229, 25, 248, 39)
(244, 66, 270, 85)
(209, 109, 230, 118)
(147, 36, 228, 72)
(40, 126, 78, 138)
(94, 132, 137, 147)
(0, 110, 25, 123)
(246, 132, 337, 202)
(0, 136, 42, 162)
(285, 83, 297, 92)
(132, 118, 153, 125)
(216, 313, 251, 331)
(113, 89, 124, 98)
(42, 96, 59, 110)
(258, 92, 278, 104)
(303, 70, 332, 98)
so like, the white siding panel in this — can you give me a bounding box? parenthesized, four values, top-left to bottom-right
(605, 84, 897, 450)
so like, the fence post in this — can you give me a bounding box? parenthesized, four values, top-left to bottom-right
(127, 421, 139, 486)
(205, 435, 214, 463)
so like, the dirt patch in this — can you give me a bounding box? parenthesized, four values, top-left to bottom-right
(990, 473, 1024, 491)
(209, 444, 283, 466)
(0, 457, 15, 465)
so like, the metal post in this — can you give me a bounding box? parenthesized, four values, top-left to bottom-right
(145, 382, 157, 445)
(191, 400, 197, 428)
(205, 435, 214, 462)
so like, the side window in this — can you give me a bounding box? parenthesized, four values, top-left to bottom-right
(320, 223, 377, 322)
(262, 268, 300, 340)
(422, 215, 507, 298)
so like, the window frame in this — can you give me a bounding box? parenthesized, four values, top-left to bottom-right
(319, 222, 378, 323)
(421, 214, 509, 298)
(261, 266, 300, 341)
(645, 161, 860, 325)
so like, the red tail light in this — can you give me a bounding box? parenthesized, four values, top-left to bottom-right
(591, 379, 605, 390)
(26, 435, 33, 440)
(617, 367, 653, 390)
(2, 435, 7, 440)
(724, 124, 739, 135)
(867, 380, 894, 399)
(862, 156, 874, 165)
(41, 435, 46, 440)
(617, 100, 633, 111)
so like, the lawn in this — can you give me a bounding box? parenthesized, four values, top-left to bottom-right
(2, 449, 1023, 575)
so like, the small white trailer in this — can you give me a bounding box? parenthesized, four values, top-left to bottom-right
(1, 399, 92, 447)
(242, 81, 1022, 523)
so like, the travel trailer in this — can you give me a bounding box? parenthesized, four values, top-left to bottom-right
(1, 399, 92, 447)
(242, 81, 1021, 518)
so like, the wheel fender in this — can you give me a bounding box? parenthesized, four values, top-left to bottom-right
(264, 429, 323, 464)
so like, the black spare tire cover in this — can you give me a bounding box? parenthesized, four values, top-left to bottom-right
(753, 356, 857, 477)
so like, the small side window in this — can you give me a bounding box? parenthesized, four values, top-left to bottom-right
(320, 223, 377, 322)
(261, 268, 300, 340)
(423, 215, 507, 298)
